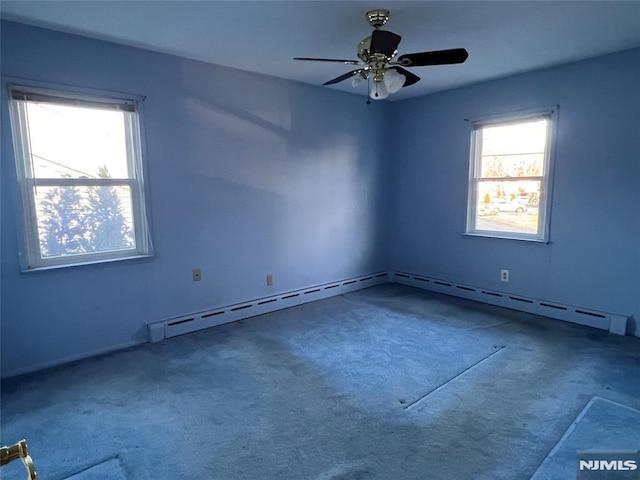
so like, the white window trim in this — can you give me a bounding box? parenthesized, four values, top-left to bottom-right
(464, 107, 557, 243)
(7, 83, 153, 270)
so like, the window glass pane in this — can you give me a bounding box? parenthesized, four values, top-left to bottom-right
(482, 119, 548, 155)
(480, 153, 544, 178)
(480, 119, 547, 178)
(34, 185, 135, 258)
(475, 180, 541, 235)
(25, 101, 129, 179)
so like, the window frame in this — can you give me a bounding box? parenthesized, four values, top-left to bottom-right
(464, 107, 557, 242)
(7, 83, 153, 270)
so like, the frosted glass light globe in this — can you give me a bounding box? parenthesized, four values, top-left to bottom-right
(369, 80, 389, 100)
(384, 68, 406, 94)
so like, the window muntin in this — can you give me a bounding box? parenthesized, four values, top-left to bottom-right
(8, 85, 152, 269)
(466, 111, 554, 241)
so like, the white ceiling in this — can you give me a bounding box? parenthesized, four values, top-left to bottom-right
(2, 1, 640, 101)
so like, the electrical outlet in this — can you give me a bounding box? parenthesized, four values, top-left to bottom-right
(193, 268, 202, 282)
(501, 269, 509, 282)
(267, 273, 273, 286)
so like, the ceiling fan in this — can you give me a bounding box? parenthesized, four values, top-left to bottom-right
(294, 9, 468, 100)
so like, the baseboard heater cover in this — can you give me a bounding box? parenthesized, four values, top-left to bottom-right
(148, 270, 630, 342)
(147, 272, 388, 341)
(391, 272, 630, 336)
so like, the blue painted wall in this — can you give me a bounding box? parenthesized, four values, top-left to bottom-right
(0, 21, 390, 377)
(2, 21, 638, 378)
(388, 48, 640, 335)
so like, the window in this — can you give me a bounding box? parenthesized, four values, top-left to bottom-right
(465, 109, 555, 241)
(8, 85, 152, 269)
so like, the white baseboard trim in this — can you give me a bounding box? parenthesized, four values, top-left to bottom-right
(147, 272, 390, 341)
(391, 271, 631, 336)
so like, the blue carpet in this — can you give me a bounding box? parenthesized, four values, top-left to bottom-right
(532, 397, 640, 479)
(2, 285, 639, 479)
(61, 457, 127, 480)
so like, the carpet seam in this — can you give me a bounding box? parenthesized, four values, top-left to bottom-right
(403, 345, 506, 410)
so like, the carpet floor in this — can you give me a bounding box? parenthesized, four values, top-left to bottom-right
(2, 284, 639, 479)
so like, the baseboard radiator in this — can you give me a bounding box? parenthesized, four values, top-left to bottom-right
(147, 270, 630, 342)
(147, 272, 389, 342)
(390, 272, 630, 336)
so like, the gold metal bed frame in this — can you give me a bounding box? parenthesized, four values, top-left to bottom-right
(1, 439, 37, 479)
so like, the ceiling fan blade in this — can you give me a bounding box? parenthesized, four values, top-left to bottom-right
(370, 30, 402, 57)
(294, 57, 360, 65)
(323, 69, 364, 86)
(389, 66, 420, 87)
(396, 48, 469, 67)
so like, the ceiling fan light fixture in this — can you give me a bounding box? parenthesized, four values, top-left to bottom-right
(383, 68, 406, 94)
(369, 79, 389, 100)
(351, 74, 364, 88)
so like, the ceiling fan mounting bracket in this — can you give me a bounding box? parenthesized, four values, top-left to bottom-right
(366, 9, 390, 29)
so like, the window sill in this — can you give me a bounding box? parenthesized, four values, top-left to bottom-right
(21, 254, 155, 273)
(463, 232, 550, 244)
